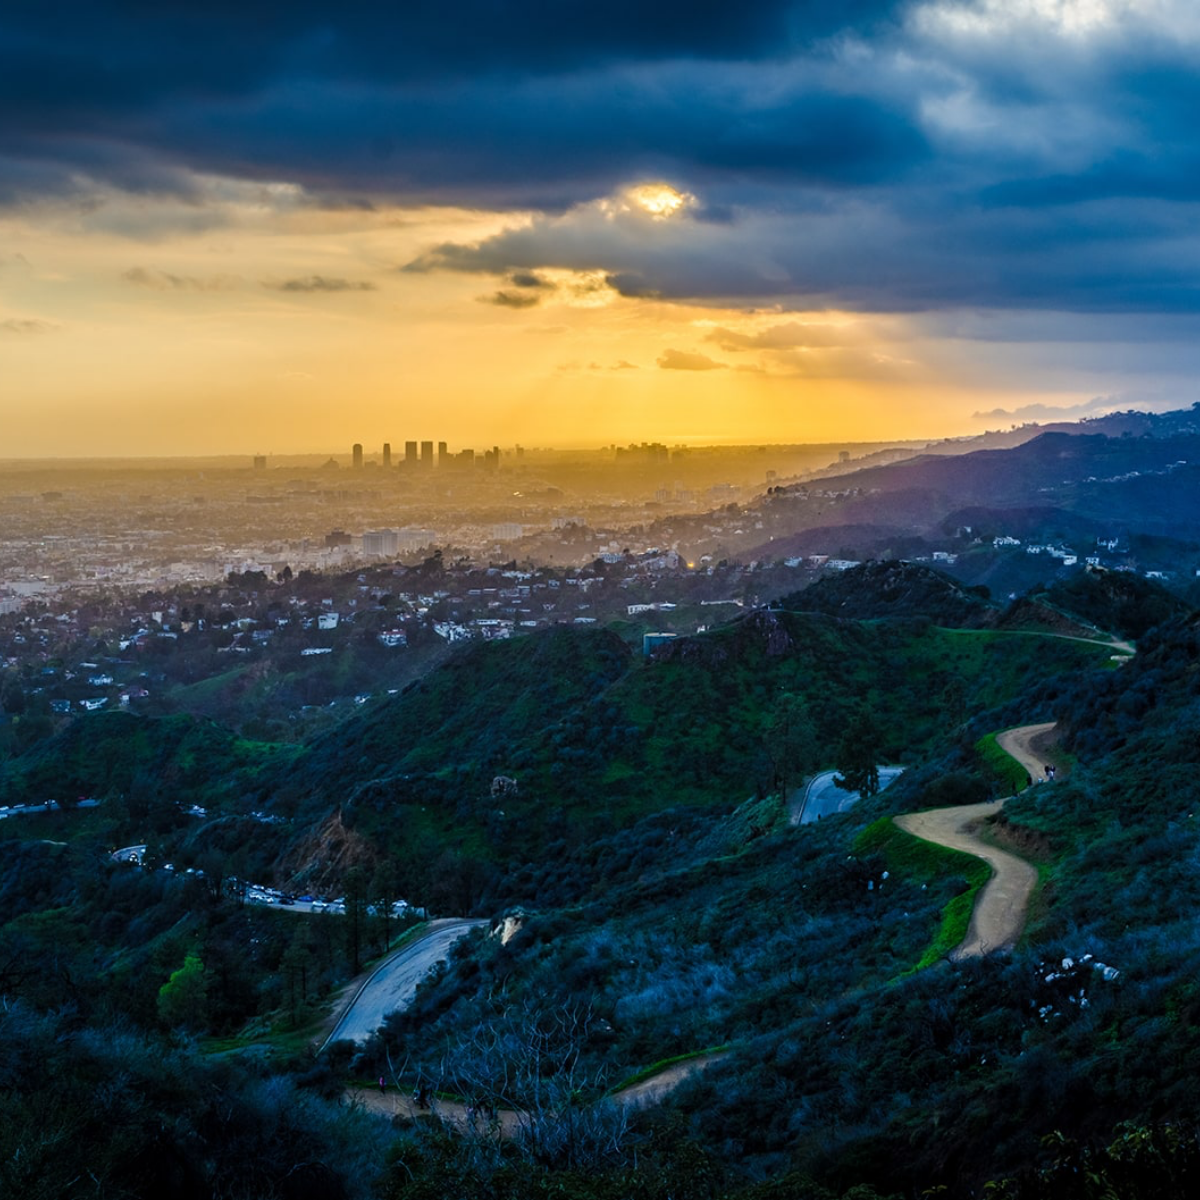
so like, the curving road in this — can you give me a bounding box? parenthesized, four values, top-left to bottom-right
(790, 766, 904, 826)
(323, 918, 488, 1048)
(894, 722, 1056, 959)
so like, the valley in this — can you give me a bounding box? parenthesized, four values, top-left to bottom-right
(2, 416, 1200, 1200)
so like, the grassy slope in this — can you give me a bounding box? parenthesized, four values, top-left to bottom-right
(854, 816, 991, 971)
(975, 730, 1032, 794)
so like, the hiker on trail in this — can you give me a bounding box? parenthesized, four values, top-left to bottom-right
(379, 1076, 386, 1095)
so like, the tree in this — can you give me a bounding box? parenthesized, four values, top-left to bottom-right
(157, 951, 208, 1030)
(834, 707, 882, 798)
(370, 861, 401, 956)
(281, 924, 315, 1027)
(765, 693, 818, 801)
(343, 867, 369, 975)
(438, 999, 632, 1172)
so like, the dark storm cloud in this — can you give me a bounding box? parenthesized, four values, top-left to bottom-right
(0, 3, 914, 207)
(6, 3, 1200, 315)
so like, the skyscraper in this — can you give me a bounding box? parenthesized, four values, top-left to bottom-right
(382, 442, 392, 469)
(352, 443, 363, 470)
(405, 441, 418, 467)
(438, 441, 448, 467)
(420, 440, 433, 469)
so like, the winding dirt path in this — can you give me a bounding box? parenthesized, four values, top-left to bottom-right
(997, 721, 1059, 781)
(346, 1052, 727, 1131)
(346, 1087, 524, 1136)
(611, 1051, 729, 1108)
(896, 801, 1037, 958)
(894, 722, 1057, 959)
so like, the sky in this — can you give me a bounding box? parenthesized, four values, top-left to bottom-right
(3, 0, 1200, 456)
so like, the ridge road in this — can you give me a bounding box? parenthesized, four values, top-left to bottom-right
(322, 917, 488, 1049)
(894, 722, 1055, 959)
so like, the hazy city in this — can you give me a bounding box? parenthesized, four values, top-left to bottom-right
(0, 440, 916, 599)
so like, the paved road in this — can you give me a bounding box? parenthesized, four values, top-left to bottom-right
(0, 799, 100, 820)
(790, 766, 904, 826)
(893, 722, 1054, 959)
(324, 918, 488, 1047)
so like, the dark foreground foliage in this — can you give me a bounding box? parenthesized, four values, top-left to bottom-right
(2, 591, 1199, 1197)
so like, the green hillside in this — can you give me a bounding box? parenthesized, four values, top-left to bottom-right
(267, 609, 1114, 876)
(4, 583, 1200, 1198)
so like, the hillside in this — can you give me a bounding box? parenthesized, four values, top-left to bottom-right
(781, 559, 996, 626)
(359, 610, 1200, 1196)
(3, 593, 1122, 913)
(747, 429, 1200, 565)
(3, 562, 1200, 1197)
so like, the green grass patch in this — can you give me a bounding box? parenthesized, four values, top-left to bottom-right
(608, 1045, 729, 1095)
(373, 918, 430, 961)
(912, 890, 978, 972)
(976, 730, 1031, 794)
(855, 817, 991, 972)
(204, 1008, 328, 1058)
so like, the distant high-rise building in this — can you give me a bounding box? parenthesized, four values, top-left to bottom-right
(457, 448, 475, 467)
(362, 529, 400, 557)
(382, 443, 392, 469)
(252, 455, 266, 470)
(405, 441, 418, 467)
(515, 445, 525, 460)
(438, 441, 448, 467)
(352, 443, 364, 470)
(420, 440, 434, 469)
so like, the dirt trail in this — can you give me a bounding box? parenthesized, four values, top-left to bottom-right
(896, 801, 1038, 958)
(612, 1051, 728, 1107)
(894, 722, 1057, 959)
(996, 721, 1059, 781)
(347, 1052, 726, 1132)
(347, 1088, 524, 1137)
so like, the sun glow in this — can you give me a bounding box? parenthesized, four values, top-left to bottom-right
(618, 183, 695, 219)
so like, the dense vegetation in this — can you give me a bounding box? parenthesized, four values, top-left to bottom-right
(2, 566, 1198, 1197)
